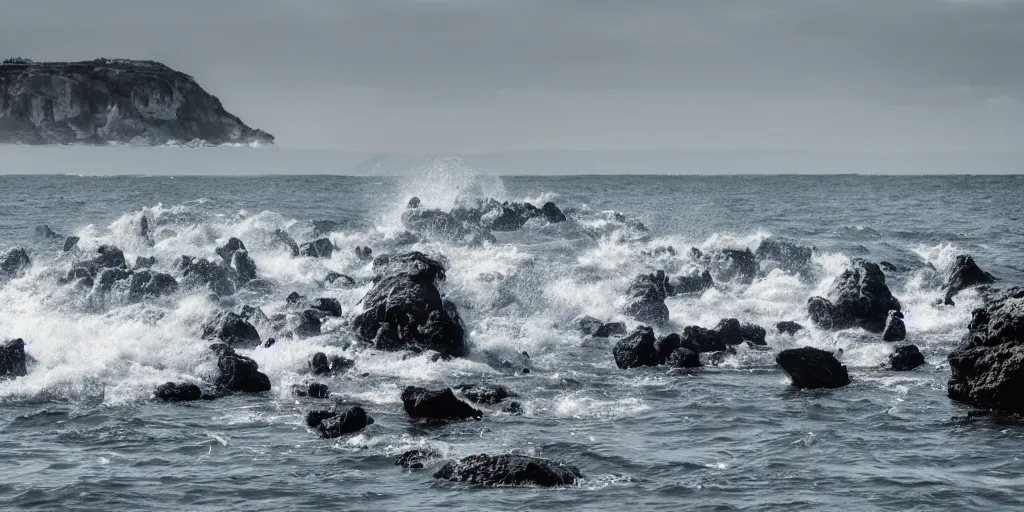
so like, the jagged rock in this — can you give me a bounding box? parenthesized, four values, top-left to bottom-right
(93, 245, 127, 269)
(202, 312, 261, 346)
(540, 202, 566, 223)
(680, 325, 726, 353)
(434, 454, 582, 487)
(395, 449, 434, 469)
(623, 271, 670, 326)
(701, 248, 758, 284)
(35, 225, 60, 239)
(401, 386, 482, 420)
(944, 254, 996, 305)
(882, 310, 906, 342)
(454, 383, 515, 405)
(0, 59, 273, 145)
(293, 382, 330, 399)
(669, 269, 713, 295)
(777, 321, 804, 335)
(613, 326, 659, 369)
(134, 255, 156, 269)
(213, 345, 271, 393)
(0, 247, 31, 282)
(299, 238, 334, 259)
(807, 259, 901, 333)
(354, 252, 467, 357)
(96, 267, 133, 291)
(948, 287, 1024, 414)
(401, 207, 495, 245)
(755, 237, 814, 273)
(154, 382, 201, 402)
(776, 347, 850, 389)
(308, 352, 354, 375)
(325, 271, 356, 286)
(487, 202, 542, 231)
(128, 270, 178, 299)
(286, 291, 305, 305)
(890, 345, 925, 371)
(308, 406, 374, 439)
(667, 347, 701, 368)
(272, 229, 300, 257)
(179, 256, 236, 296)
(63, 236, 80, 252)
(739, 323, 767, 346)
(675, 319, 766, 353)
(239, 305, 269, 324)
(0, 338, 28, 379)
(231, 250, 258, 283)
(310, 298, 342, 317)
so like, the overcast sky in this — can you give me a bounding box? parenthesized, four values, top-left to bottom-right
(3, 0, 1023, 152)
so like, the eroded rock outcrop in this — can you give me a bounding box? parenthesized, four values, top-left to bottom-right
(0, 58, 273, 145)
(948, 287, 1024, 414)
(944, 254, 996, 305)
(807, 259, 901, 333)
(434, 454, 582, 487)
(0, 338, 28, 379)
(623, 271, 670, 326)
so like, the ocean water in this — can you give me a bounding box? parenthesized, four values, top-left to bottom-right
(1, 165, 1024, 511)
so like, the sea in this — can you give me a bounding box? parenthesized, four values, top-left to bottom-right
(1, 154, 1024, 511)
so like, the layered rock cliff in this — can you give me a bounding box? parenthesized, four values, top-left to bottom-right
(0, 58, 272, 145)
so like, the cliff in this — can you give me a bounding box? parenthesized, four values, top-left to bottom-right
(0, 58, 273, 145)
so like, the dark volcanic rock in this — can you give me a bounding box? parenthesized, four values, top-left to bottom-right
(882, 310, 906, 342)
(134, 255, 156, 269)
(325, 271, 356, 286)
(294, 382, 330, 399)
(0, 338, 28, 379)
(434, 454, 582, 487)
(154, 382, 201, 402)
(311, 406, 374, 439)
(355, 246, 373, 261)
(299, 238, 334, 259)
(755, 237, 814, 273)
(776, 347, 851, 389)
(215, 238, 247, 262)
(128, 270, 178, 299)
(623, 271, 670, 326)
(309, 352, 354, 375)
(669, 269, 713, 296)
(310, 298, 342, 317)
(701, 248, 758, 284)
(739, 322, 767, 346)
(0, 247, 31, 282)
(354, 252, 467, 357)
(575, 315, 626, 338)
(676, 319, 766, 353)
(395, 449, 434, 469)
(231, 250, 258, 283)
(455, 383, 515, 405)
(540, 202, 566, 223)
(890, 345, 925, 371)
(179, 256, 236, 296)
(776, 321, 804, 335)
(214, 345, 271, 393)
(944, 254, 996, 305)
(948, 287, 1024, 414)
(93, 245, 127, 269)
(807, 259, 901, 333)
(96, 267, 133, 291)
(0, 59, 273, 145)
(63, 236, 80, 252)
(401, 386, 482, 420)
(202, 312, 261, 346)
(667, 347, 701, 368)
(273, 229, 300, 257)
(613, 326, 659, 369)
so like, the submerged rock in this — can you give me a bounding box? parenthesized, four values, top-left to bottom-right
(35, 225, 61, 239)
(776, 347, 851, 389)
(807, 259, 901, 333)
(944, 254, 996, 305)
(0, 338, 28, 379)
(890, 345, 925, 371)
(776, 321, 804, 335)
(309, 352, 353, 375)
(309, 406, 374, 439)
(0, 58, 273, 145)
(395, 449, 435, 469)
(882, 310, 906, 342)
(293, 382, 330, 399)
(0, 247, 31, 282)
(623, 271, 670, 326)
(575, 315, 626, 338)
(63, 236, 80, 252)
(354, 252, 467, 357)
(948, 287, 1024, 414)
(454, 383, 515, 405)
(213, 345, 271, 393)
(154, 382, 202, 402)
(613, 326, 659, 369)
(434, 454, 582, 487)
(401, 386, 482, 420)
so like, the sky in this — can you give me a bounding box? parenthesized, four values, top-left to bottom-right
(2, 0, 1024, 153)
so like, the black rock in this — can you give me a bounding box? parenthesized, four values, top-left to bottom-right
(680, 325, 726, 353)
(315, 406, 375, 438)
(139, 216, 150, 239)
(396, 449, 434, 469)
(487, 202, 542, 231)
(0, 247, 31, 281)
(0, 338, 28, 379)
(503, 401, 525, 415)
(202, 312, 261, 346)
(63, 236, 80, 252)
(299, 238, 334, 259)
(214, 345, 271, 393)
(325, 271, 356, 286)
(309, 352, 354, 375)
(239, 305, 269, 324)
(401, 386, 482, 420)
(714, 318, 744, 345)
(180, 256, 236, 296)
(754, 237, 814, 273)
(776, 347, 851, 389)
(613, 326, 659, 369)
(882, 310, 906, 342)
(807, 259, 901, 333)
(668, 269, 714, 296)
(944, 254, 996, 305)
(776, 321, 804, 335)
(295, 382, 330, 399)
(623, 271, 670, 326)
(0, 59, 273, 145)
(35, 225, 61, 239)
(948, 287, 1024, 414)
(667, 347, 701, 368)
(575, 315, 626, 338)
(286, 291, 305, 305)
(293, 310, 323, 338)
(134, 255, 156, 269)
(890, 345, 925, 371)
(96, 267, 133, 291)
(654, 332, 682, 363)
(455, 383, 515, 405)
(407, 197, 421, 209)
(93, 245, 127, 269)
(231, 250, 258, 283)
(354, 252, 467, 357)
(355, 246, 373, 261)
(310, 298, 342, 317)
(433, 454, 582, 487)
(740, 323, 767, 346)
(128, 270, 178, 299)
(701, 248, 758, 284)
(154, 382, 201, 402)
(540, 202, 566, 223)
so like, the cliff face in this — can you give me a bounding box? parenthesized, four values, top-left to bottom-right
(0, 58, 273, 145)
